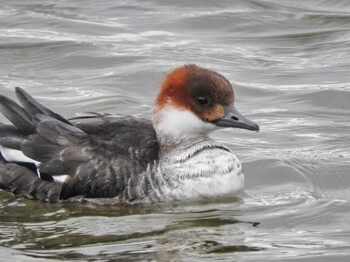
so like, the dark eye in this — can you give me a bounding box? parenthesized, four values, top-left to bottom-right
(196, 96, 209, 106)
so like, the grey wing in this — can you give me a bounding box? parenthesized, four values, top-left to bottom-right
(0, 87, 159, 201)
(70, 114, 159, 164)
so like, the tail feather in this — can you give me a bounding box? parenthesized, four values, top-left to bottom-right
(15, 87, 71, 125)
(0, 88, 68, 202)
(0, 88, 75, 163)
(0, 95, 36, 135)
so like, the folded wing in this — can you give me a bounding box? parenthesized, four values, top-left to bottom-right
(0, 87, 159, 202)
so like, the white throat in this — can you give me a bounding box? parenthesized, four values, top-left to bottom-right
(152, 105, 217, 144)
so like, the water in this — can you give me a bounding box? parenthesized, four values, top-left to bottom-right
(0, 0, 350, 260)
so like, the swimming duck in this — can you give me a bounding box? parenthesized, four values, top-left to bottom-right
(0, 65, 259, 204)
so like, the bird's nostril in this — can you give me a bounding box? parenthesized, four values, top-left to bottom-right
(230, 115, 238, 121)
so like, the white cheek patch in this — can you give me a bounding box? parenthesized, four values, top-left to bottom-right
(153, 106, 217, 141)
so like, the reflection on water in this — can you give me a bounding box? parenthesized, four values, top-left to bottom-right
(0, 0, 350, 260)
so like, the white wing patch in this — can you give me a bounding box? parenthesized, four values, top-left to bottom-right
(0, 145, 68, 184)
(0, 145, 40, 165)
(52, 175, 69, 183)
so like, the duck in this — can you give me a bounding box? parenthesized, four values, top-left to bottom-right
(0, 65, 259, 205)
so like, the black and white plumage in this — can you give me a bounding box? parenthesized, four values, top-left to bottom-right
(0, 65, 259, 204)
(0, 87, 160, 203)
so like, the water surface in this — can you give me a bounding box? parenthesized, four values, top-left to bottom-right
(0, 0, 350, 261)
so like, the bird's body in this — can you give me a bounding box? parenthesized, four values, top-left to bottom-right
(0, 65, 258, 204)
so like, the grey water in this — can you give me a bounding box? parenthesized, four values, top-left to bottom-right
(0, 0, 350, 261)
